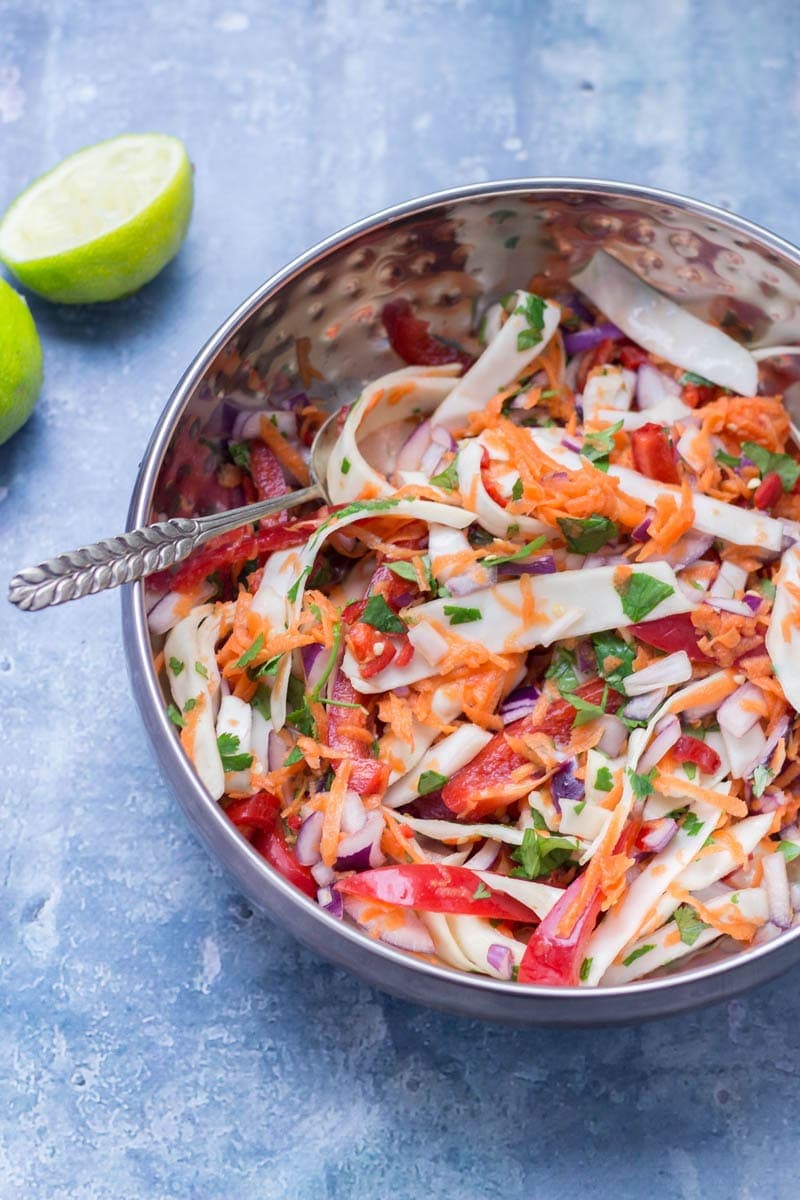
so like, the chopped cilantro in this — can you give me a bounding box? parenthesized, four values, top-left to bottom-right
(752, 763, 773, 798)
(580, 420, 623, 472)
(592, 630, 635, 689)
(514, 293, 547, 352)
(622, 944, 655, 968)
(194, 660, 208, 679)
(573, 800, 587, 815)
(511, 828, 577, 880)
(217, 732, 254, 773)
(673, 904, 709, 946)
(510, 477, 524, 502)
(627, 767, 657, 799)
(430, 457, 459, 490)
(251, 684, 272, 720)
(504, 234, 520, 250)
(615, 572, 675, 622)
(530, 807, 548, 831)
(284, 746, 304, 766)
(418, 770, 449, 795)
(166, 703, 185, 728)
(482, 536, 546, 567)
(472, 883, 492, 900)
(168, 656, 184, 676)
(546, 646, 580, 696)
(229, 440, 250, 469)
(758, 578, 777, 601)
(741, 440, 800, 492)
(779, 842, 800, 863)
(595, 765, 614, 792)
(340, 457, 351, 475)
(684, 762, 697, 781)
(235, 632, 265, 670)
(715, 448, 741, 470)
(558, 514, 618, 554)
(562, 685, 609, 727)
(287, 567, 311, 604)
(681, 371, 715, 386)
(682, 811, 704, 837)
(250, 654, 282, 680)
(443, 604, 482, 625)
(319, 698, 365, 710)
(361, 594, 408, 634)
(579, 957, 592, 982)
(286, 676, 316, 737)
(386, 561, 418, 581)
(183, 697, 197, 713)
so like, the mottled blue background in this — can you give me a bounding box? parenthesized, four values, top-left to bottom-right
(2, 2, 800, 1197)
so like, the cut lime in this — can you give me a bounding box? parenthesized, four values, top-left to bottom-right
(0, 277, 43, 444)
(0, 133, 193, 303)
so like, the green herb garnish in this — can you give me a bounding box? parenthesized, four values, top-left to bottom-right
(167, 703, 185, 728)
(418, 770, 449, 795)
(622, 944, 655, 968)
(592, 630, 635, 689)
(595, 765, 614, 792)
(673, 904, 709, 946)
(511, 828, 577, 880)
(168, 656, 184, 676)
(430, 457, 459, 491)
(514, 293, 547, 352)
(580, 420, 623, 472)
(752, 764, 773, 798)
(361, 594, 408, 634)
(615, 572, 675, 622)
(217, 732, 254, 773)
(627, 767, 657, 799)
(482, 536, 547, 567)
(558, 514, 618, 555)
(229, 440, 251, 469)
(742, 441, 800, 492)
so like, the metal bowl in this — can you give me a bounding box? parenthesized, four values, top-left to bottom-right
(123, 179, 800, 1025)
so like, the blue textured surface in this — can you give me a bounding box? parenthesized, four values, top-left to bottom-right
(3, 2, 800, 1197)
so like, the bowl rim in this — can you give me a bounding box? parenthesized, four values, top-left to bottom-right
(123, 176, 800, 1015)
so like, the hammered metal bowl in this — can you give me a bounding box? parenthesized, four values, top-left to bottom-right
(123, 179, 800, 1024)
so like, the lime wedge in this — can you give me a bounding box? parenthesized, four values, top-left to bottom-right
(0, 133, 193, 303)
(0, 277, 43, 444)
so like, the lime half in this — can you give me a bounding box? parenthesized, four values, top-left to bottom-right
(0, 133, 193, 303)
(0, 277, 43, 444)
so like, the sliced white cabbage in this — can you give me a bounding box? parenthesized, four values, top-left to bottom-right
(474, 872, 562, 919)
(345, 562, 694, 693)
(581, 365, 636, 422)
(325, 364, 461, 504)
(421, 912, 476, 971)
(610, 464, 784, 552)
(584, 749, 624, 805)
(456, 439, 550, 537)
(389, 810, 527, 846)
(266, 497, 474, 730)
(571, 250, 758, 394)
(595, 395, 692, 430)
(215, 694, 253, 794)
(445, 914, 526, 978)
(251, 547, 303, 732)
(381, 688, 463, 786)
(164, 605, 225, 799)
(525, 426, 584, 471)
(583, 797, 721, 985)
(428, 522, 494, 589)
(766, 545, 800, 713)
(558, 800, 610, 841)
(435, 293, 562, 431)
(602, 887, 768, 985)
(382, 723, 493, 809)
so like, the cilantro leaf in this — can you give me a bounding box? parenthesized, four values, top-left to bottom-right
(514, 293, 547, 352)
(510, 477, 524, 502)
(287, 567, 310, 604)
(472, 883, 492, 900)
(595, 765, 614, 792)
(251, 684, 272, 721)
(673, 904, 709, 946)
(511, 828, 577, 880)
(779, 842, 800, 863)
(622, 944, 655, 967)
(627, 767, 657, 799)
(562, 685, 609, 727)
(229, 440, 251, 469)
(341, 457, 351, 475)
(217, 732, 254, 773)
(715, 448, 741, 469)
(546, 646, 580, 696)
(758, 578, 777, 601)
(235, 632, 265, 670)
(361, 594, 408, 634)
(580, 420, 623, 472)
(558, 514, 618, 554)
(183, 697, 197, 713)
(168, 656, 185, 676)
(386, 561, 418, 581)
(592, 630, 635, 689)
(166, 703, 185, 728)
(194, 660, 208, 679)
(283, 746, 304, 766)
(530, 807, 548, 831)
(311, 620, 343, 701)
(741, 441, 800, 492)
(579, 957, 592, 982)
(682, 811, 704, 837)
(681, 371, 714, 386)
(430, 457, 459, 491)
(443, 604, 482, 625)
(250, 653, 282, 680)
(684, 762, 697, 781)
(752, 763, 773, 798)
(615, 572, 675, 622)
(418, 769, 449, 795)
(286, 675, 316, 737)
(482, 536, 547, 567)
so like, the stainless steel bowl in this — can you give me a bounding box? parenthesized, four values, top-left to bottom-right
(123, 179, 800, 1024)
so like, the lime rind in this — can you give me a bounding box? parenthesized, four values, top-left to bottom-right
(0, 278, 43, 444)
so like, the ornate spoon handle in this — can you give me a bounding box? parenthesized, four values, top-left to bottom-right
(8, 484, 321, 612)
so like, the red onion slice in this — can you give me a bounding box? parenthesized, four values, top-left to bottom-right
(500, 685, 540, 724)
(317, 885, 344, 918)
(636, 362, 682, 408)
(335, 811, 386, 871)
(623, 688, 667, 721)
(497, 554, 557, 578)
(740, 715, 789, 780)
(597, 714, 627, 757)
(552, 759, 584, 809)
(302, 643, 326, 690)
(718, 683, 763, 739)
(637, 714, 681, 774)
(638, 817, 678, 854)
(465, 840, 502, 871)
(763, 852, 792, 929)
(563, 322, 623, 355)
(704, 596, 754, 618)
(296, 811, 324, 866)
(486, 943, 514, 979)
(396, 419, 433, 472)
(624, 651, 692, 697)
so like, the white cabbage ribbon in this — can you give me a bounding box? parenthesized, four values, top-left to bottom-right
(382, 724, 493, 809)
(164, 605, 225, 799)
(434, 292, 562, 431)
(456, 439, 550, 537)
(572, 250, 758, 394)
(766, 544, 800, 712)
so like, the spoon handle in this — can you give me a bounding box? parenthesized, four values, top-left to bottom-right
(8, 484, 322, 612)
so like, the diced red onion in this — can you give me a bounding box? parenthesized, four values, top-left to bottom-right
(704, 595, 755, 618)
(623, 688, 667, 721)
(396, 420, 433, 472)
(750, 789, 786, 814)
(667, 532, 714, 570)
(466, 839, 502, 871)
(741, 715, 789, 779)
(500, 685, 540, 724)
(311, 862, 335, 886)
(718, 683, 763, 739)
(638, 817, 678, 854)
(268, 731, 287, 773)
(763, 852, 792, 929)
(552, 759, 584, 808)
(624, 651, 692, 697)
(447, 566, 497, 596)
(597, 715, 627, 757)
(563, 322, 623, 355)
(636, 362, 682, 408)
(335, 811, 386, 871)
(302, 643, 326, 690)
(340, 789, 367, 835)
(743, 592, 763, 613)
(486, 943, 514, 979)
(420, 439, 447, 477)
(631, 517, 652, 543)
(637, 714, 681, 774)
(561, 437, 581, 453)
(581, 552, 630, 569)
(497, 554, 557, 578)
(317, 885, 344, 918)
(296, 811, 324, 866)
(431, 424, 456, 450)
(710, 560, 748, 599)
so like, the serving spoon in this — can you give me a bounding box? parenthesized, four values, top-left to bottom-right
(8, 411, 342, 613)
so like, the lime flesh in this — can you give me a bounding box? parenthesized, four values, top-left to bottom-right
(0, 277, 43, 444)
(0, 133, 193, 303)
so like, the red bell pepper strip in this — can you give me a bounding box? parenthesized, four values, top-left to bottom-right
(167, 522, 312, 593)
(382, 299, 473, 370)
(226, 791, 281, 834)
(335, 864, 541, 923)
(517, 874, 602, 985)
(248, 439, 288, 504)
(441, 679, 622, 820)
(576, 337, 615, 391)
(630, 422, 680, 484)
(753, 471, 783, 512)
(629, 613, 710, 663)
(617, 343, 650, 371)
(673, 735, 721, 774)
(326, 672, 389, 797)
(251, 824, 317, 899)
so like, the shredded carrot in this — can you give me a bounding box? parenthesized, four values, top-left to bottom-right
(668, 884, 760, 942)
(668, 671, 737, 714)
(180, 692, 206, 760)
(655, 773, 747, 817)
(637, 478, 695, 559)
(320, 760, 352, 867)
